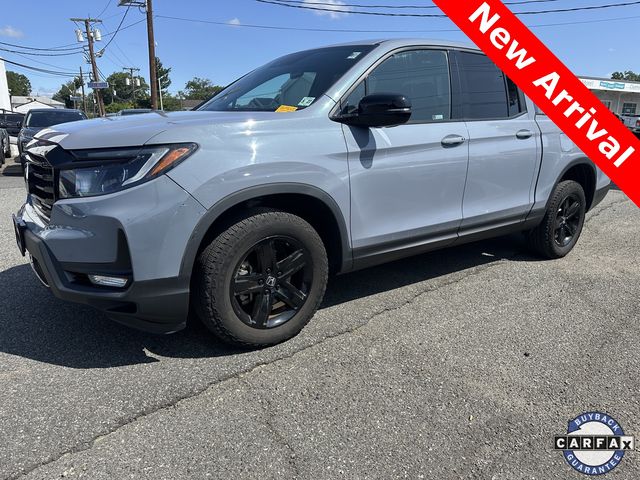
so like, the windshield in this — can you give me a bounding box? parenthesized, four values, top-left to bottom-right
(198, 45, 375, 113)
(25, 111, 86, 128)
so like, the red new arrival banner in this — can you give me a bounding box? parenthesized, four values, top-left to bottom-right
(432, 0, 640, 207)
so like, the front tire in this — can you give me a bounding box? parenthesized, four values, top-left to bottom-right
(527, 180, 587, 259)
(195, 209, 328, 347)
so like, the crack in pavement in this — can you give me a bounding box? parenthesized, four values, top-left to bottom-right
(12, 258, 514, 479)
(237, 375, 301, 478)
(585, 194, 628, 223)
(11, 196, 628, 479)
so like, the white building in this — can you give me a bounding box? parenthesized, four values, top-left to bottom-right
(580, 76, 640, 116)
(0, 58, 11, 111)
(12, 96, 65, 112)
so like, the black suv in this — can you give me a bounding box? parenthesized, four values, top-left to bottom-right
(0, 110, 25, 136)
(17, 109, 87, 161)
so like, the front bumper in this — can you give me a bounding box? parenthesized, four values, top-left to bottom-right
(14, 175, 206, 334)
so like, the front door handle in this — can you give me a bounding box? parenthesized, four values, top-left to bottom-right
(516, 129, 534, 140)
(441, 135, 466, 147)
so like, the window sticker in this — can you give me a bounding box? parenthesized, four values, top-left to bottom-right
(298, 97, 316, 107)
(432, 114, 445, 120)
(347, 52, 362, 60)
(275, 105, 298, 113)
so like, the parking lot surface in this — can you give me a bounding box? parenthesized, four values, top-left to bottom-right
(1, 172, 638, 479)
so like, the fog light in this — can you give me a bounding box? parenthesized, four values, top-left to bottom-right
(88, 274, 129, 288)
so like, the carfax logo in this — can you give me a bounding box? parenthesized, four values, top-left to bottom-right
(555, 412, 635, 475)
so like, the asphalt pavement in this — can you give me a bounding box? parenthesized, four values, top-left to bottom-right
(0, 170, 638, 479)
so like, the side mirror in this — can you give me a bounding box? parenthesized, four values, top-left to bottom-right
(336, 93, 412, 128)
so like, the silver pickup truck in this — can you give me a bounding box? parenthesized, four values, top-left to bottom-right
(13, 39, 611, 347)
(621, 114, 640, 135)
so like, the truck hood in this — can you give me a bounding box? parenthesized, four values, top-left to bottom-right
(34, 110, 296, 150)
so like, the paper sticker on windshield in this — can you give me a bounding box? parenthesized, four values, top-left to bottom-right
(347, 52, 362, 60)
(275, 105, 298, 113)
(298, 97, 315, 107)
(432, 114, 444, 120)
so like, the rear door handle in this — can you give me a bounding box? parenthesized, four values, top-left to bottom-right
(516, 129, 534, 140)
(441, 135, 466, 147)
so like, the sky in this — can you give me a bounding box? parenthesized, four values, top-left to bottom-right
(0, 0, 639, 97)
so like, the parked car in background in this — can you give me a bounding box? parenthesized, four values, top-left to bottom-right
(621, 114, 640, 135)
(0, 126, 10, 164)
(117, 109, 153, 116)
(0, 111, 25, 137)
(14, 39, 611, 347)
(18, 109, 88, 160)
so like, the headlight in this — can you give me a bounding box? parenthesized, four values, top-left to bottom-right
(58, 143, 197, 198)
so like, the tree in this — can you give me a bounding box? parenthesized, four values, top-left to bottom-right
(52, 77, 84, 108)
(160, 94, 181, 111)
(155, 57, 171, 93)
(611, 71, 640, 82)
(103, 71, 149, 106)
(105, 101, 135, 114)
(181, 77, 223, 100)
(6, 71, 31, 96)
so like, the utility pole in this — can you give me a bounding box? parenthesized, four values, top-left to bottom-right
(118, 0, 158, 110)
(79, 67, 87, 114)
(147, 0, 158, 110)
(71, 17, 105, 117)
(123, 67, 140, 103)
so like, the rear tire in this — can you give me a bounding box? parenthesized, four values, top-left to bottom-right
(194, 209, 328, 347)
(526, 180, 586, 259)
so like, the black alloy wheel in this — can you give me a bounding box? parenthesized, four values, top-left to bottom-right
(231, 236, 313, 330)
(195, 209, 328, 347)
(526, 180, 587, 259)
(554, 194, 582, 248)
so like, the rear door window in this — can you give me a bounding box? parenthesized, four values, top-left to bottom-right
(452, 51, 510, 120)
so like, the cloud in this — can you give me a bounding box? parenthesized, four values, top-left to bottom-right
(228, 18, 241, 26)
(303, 0, 349, 20)
(0, 25, 24, 38)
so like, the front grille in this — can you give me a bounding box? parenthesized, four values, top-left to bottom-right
(26, 153, 55, 222)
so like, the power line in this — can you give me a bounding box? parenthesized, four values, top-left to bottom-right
(95, 13, 143, 65)
(0, 18, 143, 53)
(0, 58, 78, 77)
(100, 4, 132, 53)
(113, 42, 135, 66)
(96, 0, 114, 18)
(273, 0, 564, 9)
(256, 0, 640, 17)
(156, 12, 640, 33)
(8, 51, 81, 71)
(0, 40, 83, 52)
(103, 48, 127, 68)
(0, 47, 83, 57)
